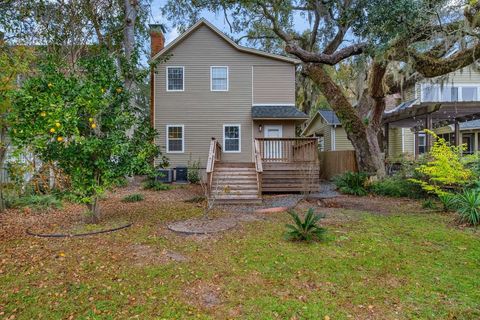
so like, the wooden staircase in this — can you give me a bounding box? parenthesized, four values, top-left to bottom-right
(210, 163, 262, 204)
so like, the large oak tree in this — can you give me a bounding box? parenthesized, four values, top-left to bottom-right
(162, 0, 480, 176)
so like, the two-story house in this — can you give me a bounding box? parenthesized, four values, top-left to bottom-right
(150, 19, 319, 203)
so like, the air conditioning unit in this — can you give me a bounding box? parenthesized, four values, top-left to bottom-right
(156, 169, 173, 183)
(175, 166, 188, 183)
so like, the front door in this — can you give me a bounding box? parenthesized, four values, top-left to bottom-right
(264, 125, 283, 160)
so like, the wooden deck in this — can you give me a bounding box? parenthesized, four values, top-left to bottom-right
(206, 138, 319, 203)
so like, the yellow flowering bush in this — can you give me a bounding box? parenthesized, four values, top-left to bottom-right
(410, 130, 472, 196)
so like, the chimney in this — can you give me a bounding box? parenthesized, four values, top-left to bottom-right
(150, 24, 166, 57)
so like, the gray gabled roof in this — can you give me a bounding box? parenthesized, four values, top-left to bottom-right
(251, 105, 308, 120)
(150, 19, 300, 64)
(318, 110, 341, 125)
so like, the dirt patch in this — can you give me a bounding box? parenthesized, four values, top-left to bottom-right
(321, 195, 424, 215)
(127, 244, 188, 266)
(167, 217, 237, 234)
(184, 281, 222, 308)
(0, 181, 202, 242)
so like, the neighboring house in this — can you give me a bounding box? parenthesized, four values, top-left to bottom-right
(386, 65, 480, 158)
(303, 65, 480, 159)
(149, 19, 318, 202)
(301, 110, 353, 151)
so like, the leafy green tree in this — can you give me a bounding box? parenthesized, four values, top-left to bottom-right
(9, 50, 164, 222)
(410, 130, 471, 197)
(0, 38, 35, 212)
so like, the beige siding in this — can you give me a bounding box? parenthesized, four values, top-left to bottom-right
(324, 126, 332, 151)
(403, 129, 415, 155)
(436, 65, 480, 84)
(252, 65, 295, 105)
(388, 128, 402, 158)
(403, 85, 417, 102)
(334, 127, 354, 151)
(302, 115, 333, 150)
(388, 128, 415, 159)
(154, 25, 295, 168)
(253, 120, 296, 139)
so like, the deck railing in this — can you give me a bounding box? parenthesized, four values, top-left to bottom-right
(206, 138, 222, 194)
(255, 138, 318, 163)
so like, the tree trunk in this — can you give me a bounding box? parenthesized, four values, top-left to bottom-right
(85, 197, 100, 224)
(304, 63, 386, 177)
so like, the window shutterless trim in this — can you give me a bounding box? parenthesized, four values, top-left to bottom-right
(210, 66, 229, 91)
(166, 66, 185, 92)
(223, 124, 241, 153)
(166, 124, 185, 153)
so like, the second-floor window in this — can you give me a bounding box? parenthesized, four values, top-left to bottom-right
(167, 67, 184, 91)
(421, 84, 479, 102)
(211, 66, 228, 91)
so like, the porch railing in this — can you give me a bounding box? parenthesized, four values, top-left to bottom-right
(255, 138, 318, 163)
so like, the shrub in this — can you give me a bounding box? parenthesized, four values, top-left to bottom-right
(422, 199, 437, 210)
(453, 190, 480, 226)
(11, 194, 62, 211)
(438, 193, 456, 212)
(285, 208, 326, 242)
(122, 193, 144, 203)
(187, 158, 201, 184)
(410, 130, 471, 197)
(333, 171, 369, 196)
(369, 177, 425, 199)
(143, 180, 172, 191)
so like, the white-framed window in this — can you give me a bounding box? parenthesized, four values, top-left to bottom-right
(211, 66, 228, 91)
(166, 66, 184, 91)
(418, 132, 426, 154)
(166, 125, 184, 153)
(223, 124, 241, 153)
(421, 84, 480, 102)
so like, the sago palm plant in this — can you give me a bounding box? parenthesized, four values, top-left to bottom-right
(285, 208, 326, 242)
(454, 190, 480, 226)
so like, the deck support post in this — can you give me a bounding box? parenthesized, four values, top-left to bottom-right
(454, 120, 461, 147)
(425, 115, 433, 153)
(414, 130, 419, 159)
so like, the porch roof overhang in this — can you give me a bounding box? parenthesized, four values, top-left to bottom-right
(251, 105, 309, 122)
(382, 101, 480, 131)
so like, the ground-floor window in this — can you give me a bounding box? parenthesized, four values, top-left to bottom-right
(462, 133, 474, 154)
(438, 133, 454, 145)
(166, 125, 184, 153)
(418, 132, 426, 154)
(223, 124, 241, 152)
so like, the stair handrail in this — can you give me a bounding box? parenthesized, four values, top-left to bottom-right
(254, 139, 263, 197)
(206, 138, 221, 195)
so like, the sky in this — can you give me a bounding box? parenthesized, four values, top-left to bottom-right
(149, 0, 311, 46)
(149, 0, 233, 45)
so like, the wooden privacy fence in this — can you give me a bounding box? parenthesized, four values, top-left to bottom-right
(318, 150, 358, 180)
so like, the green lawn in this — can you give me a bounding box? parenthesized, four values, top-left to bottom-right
(1, 200, 480, 319)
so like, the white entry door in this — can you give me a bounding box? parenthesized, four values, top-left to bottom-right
(264, 125, 283, 160)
